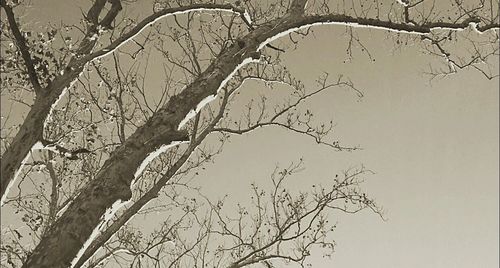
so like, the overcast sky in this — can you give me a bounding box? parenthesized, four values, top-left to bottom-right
(1, 1, 498, 267)
(193, 25, 499, 267)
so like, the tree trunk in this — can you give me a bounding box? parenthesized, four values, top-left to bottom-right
(0, 0, 113, 202)
(72, 104, 224, 268)
(22, 39, 258, 268)
(1, 98, 46, 199)
(22, 13, 312, 268)
(1, 67, 84, 202)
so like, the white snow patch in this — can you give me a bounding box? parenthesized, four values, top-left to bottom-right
(31, 141, 44, 150)
(92, 249, 132, 267)
(468, 22, 486, 34)
(42, 144, 59, 153)
(245, 77, 292, 88)
(431, 23, 482, 33)
(177, 56, 260, 130)
(89, 33, 99, 41)
(448, 60, 457, 72)
(70, 199, 128, 268)
(257, 20, 484, 51)
(92, 8, 243, 61)
(0, 142, 42, 206)
(132, 140, 189, 183)
(56, 200, 72, 218)
(395, 0, 408, 6)
(35, 142, 70, 157)
(243, 10, 252, 25)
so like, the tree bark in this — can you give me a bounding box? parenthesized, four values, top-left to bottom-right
(0, 66, 82, 199)
(0, 0, 118, 203)
(0, 1, 246, 203)
(21, 12, 313, 266)
(19, 2, 498, 266)
(1, 67, 85, 201)
(73, 94, 229, 268)
(16, 10, 426, 266)
(21, 29, 258, 268)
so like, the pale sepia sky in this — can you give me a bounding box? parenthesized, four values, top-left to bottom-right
(195, 25, 499, 267)
(1, 1, 498, 268)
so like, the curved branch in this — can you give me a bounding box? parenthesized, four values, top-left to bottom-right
(76, 3, 249, 67)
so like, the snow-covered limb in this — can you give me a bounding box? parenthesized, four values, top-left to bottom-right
(395, 0, 409, 7)
(133, 140, 189, 183)
(178, 57, 261, 130)
(72, 89, 235, 268)
(259, 15, 496, 51)
(0, 142, 41, 207)
(78, 4, 250, 67)
(70, 199, 128, 268)
(243, 9, 253, 25)
(91, 249, 133, 267)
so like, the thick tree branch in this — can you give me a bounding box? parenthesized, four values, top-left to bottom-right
(289, 0, 308, 16)
(0, 0, 124, 204)
(45, 151, 60, 229)
(99, 0, 123, 29)
(72, 90, 231, 268)
(23, 7, 499, 265)
(85, 0, 107, 25)
(1, 1, 494, 266)
(1, 0, 42, 93)
(76, 3, 249, 67)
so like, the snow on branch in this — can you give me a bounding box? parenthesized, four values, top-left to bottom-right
(70, 199, 128, 268)
(133, 140, 189, 183)
(78, 3, 250, 67)
(395, 0, 409, 7)
(177, 56, 261, 130)
(0, 146, 33, 207)
(259, 15, 498, 51)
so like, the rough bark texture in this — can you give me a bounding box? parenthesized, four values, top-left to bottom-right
(0, 1, 244, 203)
(1, 66, 84, 199)
(12, 0, 497, 265)
(2, 6, 487, 200)
(1, 98, 46, 197)
(73, 96, 227, 268)
(22, 14, 301, 267)
(0, 0, 117, 202)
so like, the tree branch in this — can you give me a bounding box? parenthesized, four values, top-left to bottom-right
(72, 90, 232, 268)
(76, 3, 249, 67)
(99, 0, 123, 29)
(1, 0, 42, 93)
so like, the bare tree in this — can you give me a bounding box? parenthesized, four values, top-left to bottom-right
(0, 0, 498, 267)
(65, 162, 379, 268)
